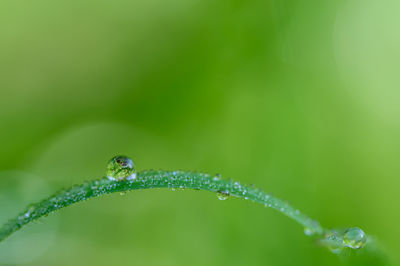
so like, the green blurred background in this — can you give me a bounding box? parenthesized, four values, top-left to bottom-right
(0, 0, 399, 265)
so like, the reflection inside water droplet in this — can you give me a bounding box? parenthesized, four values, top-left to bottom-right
(106, 155, 136, 181)
(217, 190, 230, 200)
(343, 227, 366, 249)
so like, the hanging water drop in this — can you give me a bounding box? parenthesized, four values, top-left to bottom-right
(343, 227, 366, 249)
(217, 190, 230, 200)
(107, 155, 136, 181)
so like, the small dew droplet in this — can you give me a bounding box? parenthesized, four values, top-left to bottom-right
(328, 247, 342, 254)
(23, 205, 36, 218)
(217, 190, 230, 200)
(304, 227, 314, 236)
(343, 227, 367, 249)
(106, 155, 136, 181)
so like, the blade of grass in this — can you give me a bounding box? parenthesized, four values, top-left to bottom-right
(0, 170, 389, 265)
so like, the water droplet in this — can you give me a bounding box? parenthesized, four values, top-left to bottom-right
(328, 247, 342, 254)
(106, 155, 136, 180)
(343, 227, 366, 249)
(304, 227, 314, 236)
(217, 190, 230, 200)
(23, 205, 37, 218)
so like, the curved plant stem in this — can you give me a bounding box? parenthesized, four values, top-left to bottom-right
(0, 170, 323, 242)
(1, 170, 390, 265)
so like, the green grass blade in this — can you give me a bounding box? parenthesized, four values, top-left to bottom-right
(0, 170, 389, 265)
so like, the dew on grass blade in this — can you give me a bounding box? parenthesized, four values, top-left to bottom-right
(217, 190, 230, 200)
(0, 171, 58, 264)
(106, 156, 136, 180)
(303, 218, 323, 236)
(213, 173, 221, 181)
(343, 227, 366, 249)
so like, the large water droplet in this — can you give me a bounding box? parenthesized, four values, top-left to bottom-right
(343, 227, 366, 249)
(217, 190, 230, 200)
(107, 155, 136, 180)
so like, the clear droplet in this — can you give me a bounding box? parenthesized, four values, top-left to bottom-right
(217, 190, 230, 200)
(343, 227, 366, 249)
(304, 227, 314, 236)
(107, 155, 136, 180)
